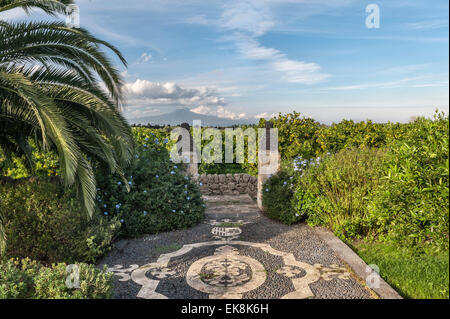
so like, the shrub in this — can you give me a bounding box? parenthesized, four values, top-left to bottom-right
(368, 113, 449, 252)
(262, 170, 300, 224)
(0, 178, 120, 264)
(259, 112, 324, 160)
(294, 147, 386, 238)
(0, 258, 113, 299)
(315, 120, 408, 153)
(257, 113, 407, 163)
(95, 129, 205, 238)
(0, 258, 38, 298)
(0, 144, 60, 179)
(33, 263, 113, 299)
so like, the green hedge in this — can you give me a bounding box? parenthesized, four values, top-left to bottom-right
(368, 113, 449, 252)
(0, 178, 120, 264)
(257, 111, 410, 161)
(0, 258, 113, 299)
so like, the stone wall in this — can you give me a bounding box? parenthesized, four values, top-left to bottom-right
(199, 173, 257, 199)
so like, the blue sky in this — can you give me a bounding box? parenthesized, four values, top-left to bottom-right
(3, 0, 449, 123)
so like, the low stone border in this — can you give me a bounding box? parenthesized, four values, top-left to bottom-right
(314, 227, 403, 299)
(199, 173, 257, 199)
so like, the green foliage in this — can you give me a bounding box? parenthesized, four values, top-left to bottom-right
(0, 145, 60, 179)
(33, 263, 113, 299)
(199, 163, 249, 175)
(0, 1, 133, 221)
(262, 170, 300, 225)
(198, 125, 259, 176)
(0, 258, 39, 298)
(368, 112, 449, 252)
(0, 258, 113, 299)
(0, 178, 120, 264)
(353, 241, 449, 299)
(291, 112, 449, 253)
(315, 120, 409, 153)
(154, 243, 183, 255)
(259, 112, 410, 163)
(259, 112, 324, 160)
(2, 114, 408, 179)
(95, 128, 205, 238)
(293, 147, 386, 237)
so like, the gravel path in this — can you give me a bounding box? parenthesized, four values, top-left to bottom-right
(98, 194, 373, 299)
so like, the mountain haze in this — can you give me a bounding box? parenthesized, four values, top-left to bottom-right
(129, 108, 257, 126)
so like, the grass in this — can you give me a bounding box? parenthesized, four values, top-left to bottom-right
(351, 241, 449, 299)
(199, 163, 251, 175)
(154, 243, 183, 254)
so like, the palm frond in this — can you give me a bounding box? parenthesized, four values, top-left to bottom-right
(0, 0, 133, 247)
(0, 0, 73, 16)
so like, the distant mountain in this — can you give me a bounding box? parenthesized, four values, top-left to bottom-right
(128, 108, 257, 127)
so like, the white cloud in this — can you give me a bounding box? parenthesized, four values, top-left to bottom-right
(254, 112, 278, 119)
(191, 105, 247, 120)
(0, 8, 28, 20)
(234, 35, 329, 84)
(406, 19, 449, 30)
(378, 64, 430, 75)
(320, 76, 433, 91)
(122, 80, 228, 119)
(412, 81, 449, 88)
(272, 58, 329, 84)
(235, 36, 283, 60)
(220, 1, 275, 36)
(216, 1, 330, 84)
(184, 14, 211, 25)
(140, 52, 152, 63)
(123, 79, 226, 106)
(125, 107, 161, 119)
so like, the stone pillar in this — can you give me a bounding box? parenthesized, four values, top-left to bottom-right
(179, 122, 199, 179)
(257, 122, 280, 210)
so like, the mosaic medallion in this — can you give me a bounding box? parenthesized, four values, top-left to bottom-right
(186, 245, 266, 298)
(107, 240, 352, 299)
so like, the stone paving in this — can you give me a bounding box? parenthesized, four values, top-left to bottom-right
(99, 194, 373, 299)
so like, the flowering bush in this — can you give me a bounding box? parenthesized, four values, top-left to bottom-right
(292, 154, 327, 174)
(261, 170, 300, 224)
(95, 128, 205, 237)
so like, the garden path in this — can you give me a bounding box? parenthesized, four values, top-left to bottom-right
(99, 194, 374, 299)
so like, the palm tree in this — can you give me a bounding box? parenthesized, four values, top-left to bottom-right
(0, 0, 134, 245)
